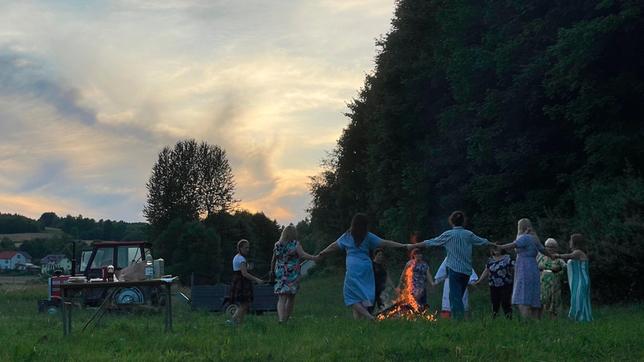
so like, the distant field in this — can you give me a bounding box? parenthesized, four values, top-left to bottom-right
(0, 227, 64, 243)
(0, 275, 41, 291)
(1, 271, 643, 361)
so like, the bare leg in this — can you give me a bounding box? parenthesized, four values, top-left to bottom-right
(232, 303, 249, 324)
(351, 303, 374, 320)
(277, 295, 286, 322)
(284, 294, 295, 322)
(517, 305, 532, 319)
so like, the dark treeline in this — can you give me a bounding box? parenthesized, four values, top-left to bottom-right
(308, 0, 644, 302)
(0, 212, 149, 261)
(0, 213, 42, 234)
(156, 211, 281, 285)
(39, 213, 149, 241)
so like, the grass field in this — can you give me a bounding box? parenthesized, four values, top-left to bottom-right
(1, 272, 643, 361)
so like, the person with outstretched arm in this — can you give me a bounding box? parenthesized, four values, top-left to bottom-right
(317, 213, 408, 320)
(408, 210, 493, 320)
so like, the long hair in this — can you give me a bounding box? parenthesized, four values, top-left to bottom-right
(278, 224, 297, 244)
(517, 218, 539, 240)
(350, 213, 369, 248)
(570, 233, 586, 252)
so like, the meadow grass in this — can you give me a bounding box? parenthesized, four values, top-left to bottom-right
(1, 272, 643, 361)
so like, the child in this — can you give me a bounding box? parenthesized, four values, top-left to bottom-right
(554, 233, 592, 322)
(398, 248, 435, 308)
(476, 247, 515, 318)
(435, 257, 478, 318)
(228, 239, 264, 325)
(270, 224, 318, 323)
(372, 248, 389, 310)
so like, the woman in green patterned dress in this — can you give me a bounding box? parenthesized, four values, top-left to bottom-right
(555, 233, 592, 322)
(270, 224, 318, 323)
(537, 238, 567, 319)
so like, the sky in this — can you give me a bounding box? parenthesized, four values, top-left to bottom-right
(0, 0, 395, 225)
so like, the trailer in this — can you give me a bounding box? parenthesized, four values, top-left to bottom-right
(190, 275, 277, 317)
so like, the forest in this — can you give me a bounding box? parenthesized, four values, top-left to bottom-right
(307, 0, 644, 303)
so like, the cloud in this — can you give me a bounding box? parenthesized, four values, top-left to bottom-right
(0, 0, 395, 225)
(0, 47, 96, 125)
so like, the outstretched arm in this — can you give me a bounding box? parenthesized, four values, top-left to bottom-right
(379, 239, 407, 249)
(426, 269, 435, 287)
(555, 250, 583, 260)
(496, 241, 517, 250)
(296, 242, 318, 261)
(240, 262, 264, 284)
(476, 267, 490, 285)
(471, 233, 492, 246)
(318, 241, 340, 259)
(407, 242, 426, 250)
(269, 249, 276, 281)
(269, 248, 276, 273)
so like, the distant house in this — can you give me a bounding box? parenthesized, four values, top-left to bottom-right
(0, 251, 32, 271)
(40, 254, 72, 274)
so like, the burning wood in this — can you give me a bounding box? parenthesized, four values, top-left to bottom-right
(375, 259, 437, 321)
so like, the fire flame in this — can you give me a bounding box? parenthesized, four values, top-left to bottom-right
(376, 259, 437, 321)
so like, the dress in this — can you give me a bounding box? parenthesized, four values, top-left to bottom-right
(403, 260, 430, 306)
(537, 253, 566, 315)
(229, 254, 253, 303)
(486, 255, 514, 317)
(273, 240, 301, 294)
(567, 259, 593, 322)
(336, 231, 382, 306)
(512, 234, 544, 307)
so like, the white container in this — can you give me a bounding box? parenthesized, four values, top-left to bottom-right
(144, 260, 154, 280)
(153, 258, 164, 278)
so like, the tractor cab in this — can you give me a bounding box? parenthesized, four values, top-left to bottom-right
(79, 241, 152, 279)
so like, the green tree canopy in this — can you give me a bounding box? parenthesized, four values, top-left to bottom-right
(308, 0, 644, 302)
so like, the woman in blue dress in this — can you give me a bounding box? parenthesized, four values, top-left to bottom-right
(318, 213, 408, 320)
(555, 233, 592, 322)
(497, 218, 547, 319)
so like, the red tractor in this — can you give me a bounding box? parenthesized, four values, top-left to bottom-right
(39, 241, 165, 313)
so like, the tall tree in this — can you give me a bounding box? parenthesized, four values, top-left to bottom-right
(197, 142, 237, 217)
(144, 139, 237, 234)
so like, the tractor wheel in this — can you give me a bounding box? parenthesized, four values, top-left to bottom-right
(224, 303, 239, 317)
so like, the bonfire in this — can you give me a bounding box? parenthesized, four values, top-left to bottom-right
(376, 259, 437, 321)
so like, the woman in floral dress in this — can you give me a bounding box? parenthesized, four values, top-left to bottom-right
(537, 238, 567, 319)
(270, 224, 317, 323)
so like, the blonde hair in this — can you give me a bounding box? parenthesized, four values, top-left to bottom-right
(544, 238, 558, 248)
(517, 218, 539, 240)
(278, 224, 298, 244)
(237, 239, 249, 253)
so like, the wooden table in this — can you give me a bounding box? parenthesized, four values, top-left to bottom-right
(60, 279, 174, 336)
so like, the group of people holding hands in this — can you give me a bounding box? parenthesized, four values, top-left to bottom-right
(227, 211, 592, 325)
